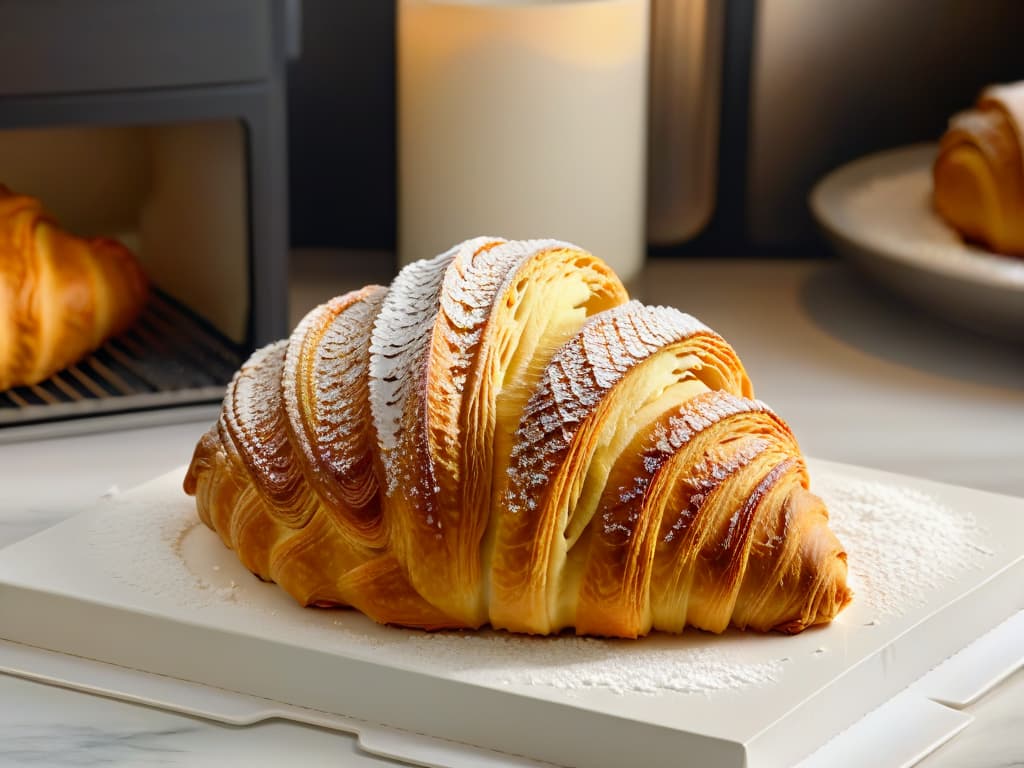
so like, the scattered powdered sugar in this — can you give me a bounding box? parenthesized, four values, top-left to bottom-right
(86, 478, 787, 697)
(431, 239, 567, 461)
(614, 392, 774, 516)
(368, 247, 457, 454)
(815, 471, 992, 616)
(87, 465, 994, 698)
(506, 303, 712, 515)
(282, 287, 386, 498)
(661, 393, 772, 448)
(214, 581, 240, 602)
(88, 492, 215, 606)
(401, 632, 782, 694)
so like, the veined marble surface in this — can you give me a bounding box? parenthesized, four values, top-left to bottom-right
(0, 674, 394, 767)
(0, 257, 1021, 766)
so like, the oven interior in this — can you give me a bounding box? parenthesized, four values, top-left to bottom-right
(1, 121, 253, 439)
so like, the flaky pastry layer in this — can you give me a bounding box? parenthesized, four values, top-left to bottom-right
(185, 239, 851, 637)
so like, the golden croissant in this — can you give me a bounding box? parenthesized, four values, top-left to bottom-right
(0, 185, 148, 390)
(934, 81, 1024, 257)
(185, 238, 851, 638)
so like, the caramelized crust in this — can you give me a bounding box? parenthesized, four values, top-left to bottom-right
(0, 185, 148, 390)
(368, 239, 627, 625)
(186, 239, 851, 638)
(185, 286, 389, 606)
(283, 286, 387, 547)
(934, 81, 1024, 256)
(489, 303, 751, 634)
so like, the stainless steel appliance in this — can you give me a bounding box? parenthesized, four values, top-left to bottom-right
(0, 0, 294, 441)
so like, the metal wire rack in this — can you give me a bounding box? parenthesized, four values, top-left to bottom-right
(0, 291, 245, 429)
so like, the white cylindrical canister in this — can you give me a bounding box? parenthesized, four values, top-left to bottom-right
(398, 0, 650, 280)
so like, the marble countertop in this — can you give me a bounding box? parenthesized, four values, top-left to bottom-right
(0, 255, 1021, 766)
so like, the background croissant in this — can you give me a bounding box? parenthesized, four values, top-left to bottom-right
(0, 185, 148, 391)
(185, 238, 851, 638)
(933, 81, 1024, 257)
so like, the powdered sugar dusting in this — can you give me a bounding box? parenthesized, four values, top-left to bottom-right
(663, 393, 774, 448)
(506, 303, 714, 515)
(282, 300, 331, 474)
(369, 249, 455, 456)
(403, 632, 782, 694)
(220, 342, 314, 524)
(280, 289, 386, 514)
(88, 492, 214, 605)
(222, 342, 289, 483)
(816, 471, 992, 616)
(88, 463, 1000, 698)
(88, 486, 782, 696)
(431, 239, 567, 460)
(614, 392, 774, 510)
(312, 291, 386, 481)
(440, 238, 570, 368)
(367, 238, 581, 498)
(437, 238, 508, 376)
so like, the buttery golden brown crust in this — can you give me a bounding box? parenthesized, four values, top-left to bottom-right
(0, 185, 148, 390)
(283, 286, 388, 548)
(934, 81, 1024, 256)
(488, 302, 753, 634)
(368, 239, 629, 626)
(184, 286, 389, 609)
(185, 239, 851, 638)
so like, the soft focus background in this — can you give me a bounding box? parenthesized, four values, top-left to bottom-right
(287, 0, 1024, 253)
(1, 3, 1023, 766)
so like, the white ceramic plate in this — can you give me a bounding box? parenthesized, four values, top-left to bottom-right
(810, 144, 1024, 341)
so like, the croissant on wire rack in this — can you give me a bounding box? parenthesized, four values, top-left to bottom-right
(0, 185, 148, 391)
(185, 238, 851, 638)
(933, 81, 1024, 257)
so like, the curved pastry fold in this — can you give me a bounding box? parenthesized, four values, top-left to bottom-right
(186, 238, 851, 637)
(0, 185, 148, 390)
(934, 81, 1024, 256)
(185, 286, 388, 609)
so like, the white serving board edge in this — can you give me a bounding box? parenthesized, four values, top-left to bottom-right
(0, 458, 1021, 768)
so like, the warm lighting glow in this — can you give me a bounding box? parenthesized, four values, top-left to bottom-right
(398, 0, 649, 276)
(402, 0, 644, 70)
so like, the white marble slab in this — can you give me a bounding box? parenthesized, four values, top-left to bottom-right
(0, 673, 395, 767)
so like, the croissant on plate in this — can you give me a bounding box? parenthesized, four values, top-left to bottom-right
(185, 238, 851, 638)
(933, 81, 1024, 257)
(0, 185, 148, 391)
